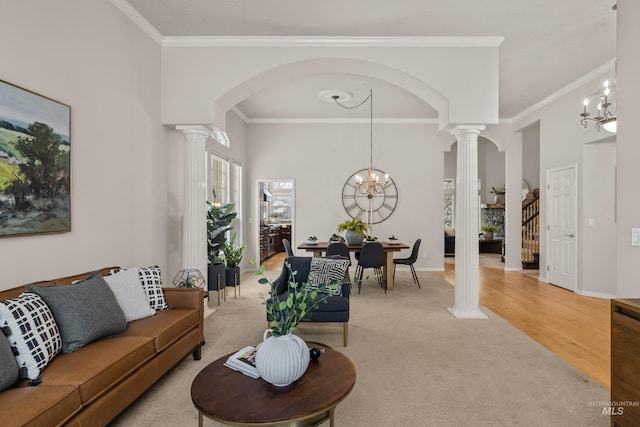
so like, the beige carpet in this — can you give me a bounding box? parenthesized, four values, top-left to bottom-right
(109, 270, 608, 427)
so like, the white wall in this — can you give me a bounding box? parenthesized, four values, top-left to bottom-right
(244, 122, 450, 270)
(615, 0, 640, 297)
(582, 140, 616, 297)
(0, 0, 168, 289)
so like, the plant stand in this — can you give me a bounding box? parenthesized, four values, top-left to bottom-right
(226, 267, 241, 298)
(208, 263, 226, 305)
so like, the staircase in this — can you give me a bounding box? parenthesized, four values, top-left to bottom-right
(522, 189, 540, 269)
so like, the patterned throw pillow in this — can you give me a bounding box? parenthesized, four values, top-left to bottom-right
(307, 257, 350, 296)
(0, 293, 62, 380)
(136, 266, 168, 310)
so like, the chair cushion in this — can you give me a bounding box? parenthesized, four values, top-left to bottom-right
(104, 268, 156, 322)
(37, 336, 155, 404)
(307, 257, 350, 296)
(0, 330, 19, 391)
(0, 385, 81, 426)
(120, 308, 199, 352)
(135, 266, 168, 310)
(26, 273, 127, 353)
(0, 292, 62, 379)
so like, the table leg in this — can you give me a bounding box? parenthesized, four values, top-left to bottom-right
(384, 252, 394, 290)
(198, 411, 203, 427)
(313, 250, 322, 257)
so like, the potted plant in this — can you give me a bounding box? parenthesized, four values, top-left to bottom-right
(252, 261, 341, 386)
(490, 186, 505, 204)
(207, 191, 237, 296)
(222, 232, 245, 290)
(337, 218, 369, 245)
(481, 224, 499, 240)
(329, 233, 345, 243)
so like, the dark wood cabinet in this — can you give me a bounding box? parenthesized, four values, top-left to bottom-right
(259, 226, 269, 262)
(611, 298, 640, 426)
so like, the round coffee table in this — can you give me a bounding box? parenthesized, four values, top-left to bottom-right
(191, 343, 356, 426)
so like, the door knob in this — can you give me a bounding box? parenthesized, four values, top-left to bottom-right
(564, 233, 575, 238)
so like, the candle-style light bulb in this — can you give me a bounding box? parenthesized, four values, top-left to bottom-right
(583, 98, 589, 113)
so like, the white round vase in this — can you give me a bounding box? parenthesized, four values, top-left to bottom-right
(255, 329, 310, 387)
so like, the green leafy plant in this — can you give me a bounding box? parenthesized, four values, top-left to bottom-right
(207, 190, 237, 264)
(253, 261, 342, 336)
(307, 235, 318, 241)
(222, 232, 246, 268)
(481, 224, 499, 232)
(337, 218, 369, 234)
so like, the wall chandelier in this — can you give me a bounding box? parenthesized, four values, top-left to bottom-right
(332, 89, 392, 196)
(580, 80, 617, 133)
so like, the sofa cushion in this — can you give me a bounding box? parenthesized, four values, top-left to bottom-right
(121, 308, 199, 352)
(103, 268, 156, 322)
(0, 292, 62, 380)
(136, 266, 168, 310)
(37, 336, 155, 404)
(0, 330, 19, 391)
(0, 385, 81, 426)
(307, 257, 350, 296)
(26, 272, 127, 353)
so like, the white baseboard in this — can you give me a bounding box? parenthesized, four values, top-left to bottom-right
(575, 289, 615, 299)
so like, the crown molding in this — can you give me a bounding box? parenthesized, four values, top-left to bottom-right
(111, 0, 163, 45)
(162, 36, 504, 48)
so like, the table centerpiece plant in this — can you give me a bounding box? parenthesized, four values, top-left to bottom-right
(337, 218, 369, 245)
(251, 260, 342, 386)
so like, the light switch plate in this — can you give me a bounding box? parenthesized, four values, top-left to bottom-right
(632, 228, 640, 247)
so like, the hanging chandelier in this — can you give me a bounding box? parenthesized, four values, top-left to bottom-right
(332, 89, 391, 196)
(580, 80, 617, 133)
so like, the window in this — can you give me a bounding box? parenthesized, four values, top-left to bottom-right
(268, 181, 293, 221)
(230, 162, 242, 242)
(209, 153, 228, 203)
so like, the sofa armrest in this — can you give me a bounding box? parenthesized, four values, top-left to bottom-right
(163, 287, 204, 347)
(163, 287, 203, 310)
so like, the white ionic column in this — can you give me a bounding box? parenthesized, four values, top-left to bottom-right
(449, 125, 487, 319)
(176, 125, 210, 279)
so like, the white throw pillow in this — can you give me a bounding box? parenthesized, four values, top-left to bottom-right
(104, 268, 156, 322)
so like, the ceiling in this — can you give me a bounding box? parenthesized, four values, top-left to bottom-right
(124, 0, 617, 122)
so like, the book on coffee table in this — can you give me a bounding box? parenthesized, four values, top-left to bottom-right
(224, 346, 259, 379)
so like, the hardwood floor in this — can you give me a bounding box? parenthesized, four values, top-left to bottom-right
(263, 252, 611, 390)
(438, 255, 610, 390)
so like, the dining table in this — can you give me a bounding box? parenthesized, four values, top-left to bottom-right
(297, 241, 410, 291)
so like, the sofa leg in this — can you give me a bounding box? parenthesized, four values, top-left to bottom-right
(343, 323, 348, 347)
(192, 344, 202, 361)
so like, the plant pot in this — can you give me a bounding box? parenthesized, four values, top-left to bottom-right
(207, 263, 226, 291)
(255, 330, 310, 387)
(483, 231, 494, 240)
(345, 230, 364, 246)
(226, 267, 240, 287)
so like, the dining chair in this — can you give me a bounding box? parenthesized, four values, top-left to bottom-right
(282, 238, 294, 257)
(326, 242, 350, 262)
(355, 241, 386, 294)
(393, 239, 421, 288)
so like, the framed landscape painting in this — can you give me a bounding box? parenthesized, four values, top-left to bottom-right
(0, 79, 71, 237)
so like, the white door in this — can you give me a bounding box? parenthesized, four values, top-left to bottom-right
(546, 165, 577, 291)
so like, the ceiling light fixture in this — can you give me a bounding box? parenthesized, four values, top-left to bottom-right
(580, 80, 617, 133)
(332, 89, 392, 200)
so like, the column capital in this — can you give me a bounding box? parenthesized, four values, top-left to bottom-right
(175, 125, 212, 137)
(450, 125, 486, 139)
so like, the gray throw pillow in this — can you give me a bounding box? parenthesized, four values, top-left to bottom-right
(0, 331, 19, 391)
(26, 272, 127, 353)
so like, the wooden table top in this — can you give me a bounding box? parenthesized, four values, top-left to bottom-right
(297, 241, 409, 251)
(191, 343, 356, 426)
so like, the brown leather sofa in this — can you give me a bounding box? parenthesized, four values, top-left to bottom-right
(0, 267, 204, 427)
